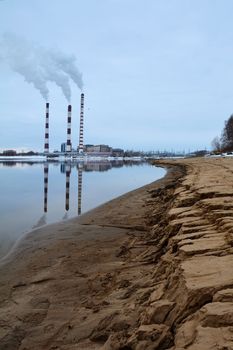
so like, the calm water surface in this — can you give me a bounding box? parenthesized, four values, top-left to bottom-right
(0, 160, 165, 259)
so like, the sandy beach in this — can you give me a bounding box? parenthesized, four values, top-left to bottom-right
(0, 158, 233, 350)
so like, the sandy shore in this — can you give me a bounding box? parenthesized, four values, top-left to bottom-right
(0, 158, 233, 349)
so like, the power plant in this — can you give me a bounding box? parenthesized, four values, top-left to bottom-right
(44, 93, 84, 156)
(42, 93, 124, 158)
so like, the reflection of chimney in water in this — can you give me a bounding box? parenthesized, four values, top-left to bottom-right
(44, 163, 49, 212)
(78, 167, 83, 215)
(65, 164, 71, 211)
(60, 163, 65, 174)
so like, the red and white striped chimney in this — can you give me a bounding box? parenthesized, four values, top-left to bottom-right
(79, 93, 84, 153)
(66, 105, 72, 152)
(44, 102, 49, 154)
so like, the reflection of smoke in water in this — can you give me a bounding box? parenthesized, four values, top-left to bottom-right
(32, 214, 47, 229)
(62, 212, 68, 220)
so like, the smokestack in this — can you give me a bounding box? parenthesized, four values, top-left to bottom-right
(44, 102, 49, 154)
(79, 93, 84, 153)
(66, 105, 72, 152)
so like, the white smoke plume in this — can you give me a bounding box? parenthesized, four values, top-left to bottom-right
(0, 33, 83, 101)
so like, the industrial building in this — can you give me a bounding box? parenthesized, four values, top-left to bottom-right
(83, 144, 124, 157)
(44, 93, 124, 158)
(83, 144, 112, 155)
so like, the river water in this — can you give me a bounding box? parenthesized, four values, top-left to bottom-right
(0, 159, 165, 259)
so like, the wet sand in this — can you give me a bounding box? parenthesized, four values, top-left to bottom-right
(0, 158, 233, 349)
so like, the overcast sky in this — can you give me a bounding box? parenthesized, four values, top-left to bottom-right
(1, 0, 233, 152)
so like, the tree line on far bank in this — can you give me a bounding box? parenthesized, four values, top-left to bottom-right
(212, 115, 233, 153)
(0, 150, 38, 156)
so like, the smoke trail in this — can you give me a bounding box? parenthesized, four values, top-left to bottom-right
(51, 50, 83, 90)
(0, 33, 83, 101)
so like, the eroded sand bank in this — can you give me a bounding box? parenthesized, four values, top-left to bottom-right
(0, 158, 233, 350)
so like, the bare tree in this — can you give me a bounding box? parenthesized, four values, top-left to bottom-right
(211, 136, 221, 152)
(221, 115, 233, 151)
